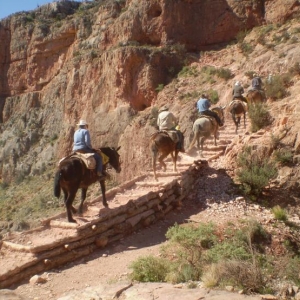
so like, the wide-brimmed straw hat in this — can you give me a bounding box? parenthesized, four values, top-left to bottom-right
(76, 119, 88, 126)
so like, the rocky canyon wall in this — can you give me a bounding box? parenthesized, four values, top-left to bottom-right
(0, 0, 299, 184)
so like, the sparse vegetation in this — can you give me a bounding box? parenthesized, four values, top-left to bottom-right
(206, 89, 219, 104)
(178, 66, 199, 77)
(272, 205, 288, 221)
(248, 103, 272, 132)
(201, 66, 232, 81)
(273, 149, 293, 165)
(130, 219, 298, 293)
(264, 73, 292, 100)
(155, 83, 164, 92)
(236, 146, 278, 196)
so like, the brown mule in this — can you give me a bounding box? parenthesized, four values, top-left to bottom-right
(228, 100, 247, 134)
(54, 147, 121, 223)
(150, 131, 185, 181)
(246, 90, 266, 104)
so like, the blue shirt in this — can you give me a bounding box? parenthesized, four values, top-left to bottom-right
(73, 128, 93, 151)
(197, 98, 211, 112)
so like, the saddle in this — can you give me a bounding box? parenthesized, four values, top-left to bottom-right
(198, 114, 217, 126)
(59, 152, 109, 170)
(155, 130, 179, 143)
(229, 99, 248, 111)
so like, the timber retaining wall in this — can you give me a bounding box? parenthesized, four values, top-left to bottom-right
(0, 160, 204, 288)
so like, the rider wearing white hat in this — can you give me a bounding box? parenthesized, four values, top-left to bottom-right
(73, 119, 104, 177)
(232, 81, 247, 102)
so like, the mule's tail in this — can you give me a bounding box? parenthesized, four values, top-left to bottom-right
(54, 171, 61, 198)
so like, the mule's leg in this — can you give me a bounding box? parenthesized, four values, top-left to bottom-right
(78, 188, 87, 215)
(243, 113, 246, 128)
(170, 151, 177, 172)
(151, 145, 158, 181)
(188, 132, 197, 150)
(173, 150, 179, 173)
(65, 190, 77, 223)
(200, 137, 206, 156)
(231, 113, 238, 134)
(99, 180, 108, 207)
(153, 155, 158, 181)
(158, 153, 168, 172)
(214, 132, 217, 146)
(63, 189, 77, 214)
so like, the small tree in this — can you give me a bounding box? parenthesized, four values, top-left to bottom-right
(248, 103, 272, 132)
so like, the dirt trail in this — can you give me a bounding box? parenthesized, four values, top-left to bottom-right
(4, 114, 252, 300)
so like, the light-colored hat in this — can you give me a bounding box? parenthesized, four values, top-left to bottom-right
(159, 105, 168, 112)
(77, 119, 88, 126)
(235, 81, 240, 86)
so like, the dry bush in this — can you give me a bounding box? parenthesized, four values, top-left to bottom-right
(202, 260, 264, 292)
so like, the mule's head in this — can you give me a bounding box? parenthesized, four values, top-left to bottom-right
(109, 146, 121, 173)
(102, 146, 122, 173)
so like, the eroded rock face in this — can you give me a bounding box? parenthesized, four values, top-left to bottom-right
(0, 0, 299, 185)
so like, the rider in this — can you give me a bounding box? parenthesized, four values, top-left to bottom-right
(249, 73, 266, 100)
(157, 105, 184, 151)
(73, 119, 104, 178)
(232, 81, 247, 102)
(251, 73, 263, 91)
(196, 94, 223, 126)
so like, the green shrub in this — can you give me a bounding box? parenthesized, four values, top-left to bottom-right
(165, 262, 199, 283)
(274, 256, 300, 286)
(205, 240, 251, 263)
(207, 89, 219, 104)
(200, 66, 232, 81)
(236, 219, 269, 246)
(166, 222, 216, 249)
(236, 146, 278, 196)
(271, 205, 288, 221)
(155, 83, 164, 92)
(273, 149, 293, 165)
(248, 103, 272, 132)
(265, 74, 291, 100)
(239, 42, 254, 55)
(178, 66, 199, 77)
(235, 30, 248, 43)
(215, 68, 232, 80)
(129, 256, 169, 282)
(179, 90, 201, 102)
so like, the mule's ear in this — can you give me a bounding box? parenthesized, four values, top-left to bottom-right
(222, 105, 227, 109)
(116, 146, 121, 151)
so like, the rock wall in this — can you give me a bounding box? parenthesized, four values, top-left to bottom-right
(0, 0, 299, 184)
